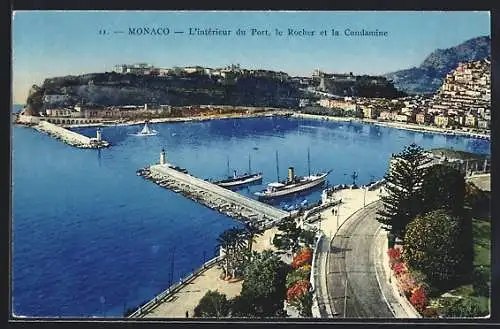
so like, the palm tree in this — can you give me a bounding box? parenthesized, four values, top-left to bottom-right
(217, 227, 247, 280)
(243, 222, 263, 260)
(216, 229, 234, 279)
(227, 227, 247, 278)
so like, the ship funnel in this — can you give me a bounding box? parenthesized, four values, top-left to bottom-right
(288, 167, 295, 182)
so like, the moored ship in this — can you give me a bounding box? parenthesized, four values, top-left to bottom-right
(213, 155, 263, 188)
(254, 148, 330, 199)
(255, 167, 329, 199)
(215, 171, 263, 187)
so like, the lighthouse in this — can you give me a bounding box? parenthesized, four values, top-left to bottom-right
(96, 128, 102, 142)
(160, 148, 166, 165)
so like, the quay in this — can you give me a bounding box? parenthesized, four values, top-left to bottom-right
(137, 151, 290, 228)
(33, 121, 110, 149)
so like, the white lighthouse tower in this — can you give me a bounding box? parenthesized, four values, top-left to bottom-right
(160, 148, 166, 165)
(96, 128, 102, 142)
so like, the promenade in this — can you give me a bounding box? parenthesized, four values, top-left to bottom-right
(138, 227, 279, 318)
(143, 265, 243, 318)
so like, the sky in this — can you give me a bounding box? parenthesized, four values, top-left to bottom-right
(12, 11, 490, 104)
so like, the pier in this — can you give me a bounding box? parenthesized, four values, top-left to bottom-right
(137, 164, 290, 229)
(34, 121, 110, 149)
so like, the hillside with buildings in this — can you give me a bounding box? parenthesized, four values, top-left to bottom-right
(384, 36, 490, 95)
(305, 58, 490, 133)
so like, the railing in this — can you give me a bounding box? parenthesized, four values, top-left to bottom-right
(367, 179, 386, 191)
(303, 200, 341, 223)
(310, 233, 324, 318)
(127, 255, 223, 318)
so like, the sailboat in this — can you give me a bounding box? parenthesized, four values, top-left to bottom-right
(255, 149, 330, 199)
(131, 121, 158, 136)
(213, 155, 263, 188)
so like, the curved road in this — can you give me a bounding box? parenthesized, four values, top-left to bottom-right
(326, 200, 393, 318)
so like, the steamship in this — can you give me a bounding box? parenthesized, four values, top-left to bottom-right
(254, 149, 330, 199)
(213, 155, 263, 188)
(254, 166, 329, 199)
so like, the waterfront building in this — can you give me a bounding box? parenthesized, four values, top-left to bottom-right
(415, 112, 431, 124)
(45, 108, 74, 117)
(362, 106, 380, 119)
(478, 119, 490, 130)
(434, 114, 451, 127)
(394, 114, 410, 123)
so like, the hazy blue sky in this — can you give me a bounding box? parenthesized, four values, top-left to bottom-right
(12, 11, 490, 104)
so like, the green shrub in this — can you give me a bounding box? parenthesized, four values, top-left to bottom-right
(440, 296, 489, 318)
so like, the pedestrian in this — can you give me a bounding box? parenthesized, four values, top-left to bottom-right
(185, 310, 189, 318)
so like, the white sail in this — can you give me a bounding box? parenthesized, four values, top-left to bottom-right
(130, 122, 158, 136)
(140, 123, 152, 134)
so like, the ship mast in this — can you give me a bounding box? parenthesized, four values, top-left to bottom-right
(248, 154, 252, 174)
(227, 157, 230, 178)
(307, 147, 311, 177)
(275, 151, 280, 182)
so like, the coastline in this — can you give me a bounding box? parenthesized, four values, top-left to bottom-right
(62, 110, 294, 128)
(291, 113, 491, 140)
(18, 110, 490, 142)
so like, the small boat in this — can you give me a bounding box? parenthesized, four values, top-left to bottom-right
(255, 149, 331, 199)
(213, 155, 263, 188)
(130, 121, 158, 136)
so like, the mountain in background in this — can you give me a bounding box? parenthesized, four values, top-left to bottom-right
(384, 35, 491, 95)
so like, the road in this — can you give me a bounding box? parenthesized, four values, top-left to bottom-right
(326, 200, 394, 318)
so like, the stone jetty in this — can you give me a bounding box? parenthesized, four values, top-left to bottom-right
(137, 165, 290, 229)
(33, 121, 110, 149)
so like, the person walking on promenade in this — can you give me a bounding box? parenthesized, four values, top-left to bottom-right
(185, 310, 189, 318)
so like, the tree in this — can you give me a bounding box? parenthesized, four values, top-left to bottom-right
(243, 222, 263, 260)
(403, 209, 468, 290)
(376, 143, 427, 238)
(273, 216, 303, 253)
(233, 250, 289, 317)
(420, 164, 466, 217)
(217, 227, 247, 279)
(440, 296, 489, 317)
(194, 290, 230, 318)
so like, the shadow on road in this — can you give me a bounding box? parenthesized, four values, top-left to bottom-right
(330, 245, 352, 253)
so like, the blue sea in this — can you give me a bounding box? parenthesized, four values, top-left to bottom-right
(11, 105, 490, 317)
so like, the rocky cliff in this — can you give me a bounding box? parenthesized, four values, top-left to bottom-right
(26, 72, 302, 114)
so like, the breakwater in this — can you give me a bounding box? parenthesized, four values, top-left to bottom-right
(137, 165, 290, 229)
(33, 121, 110, 149)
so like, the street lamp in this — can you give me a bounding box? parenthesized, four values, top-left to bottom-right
(336, 204, 340, 229)
(363, 187, 367, 208)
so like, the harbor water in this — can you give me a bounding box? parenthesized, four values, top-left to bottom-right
(12, 110, 490, 317)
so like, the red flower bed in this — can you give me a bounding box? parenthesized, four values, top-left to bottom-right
(292, 248, 313, 269)
(398, 271, 418, 297)
(392, 262, 407, 276)
(286, 279, 311, 303)
(387, 248, 401, 260)
(409, 286, 428, 313)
